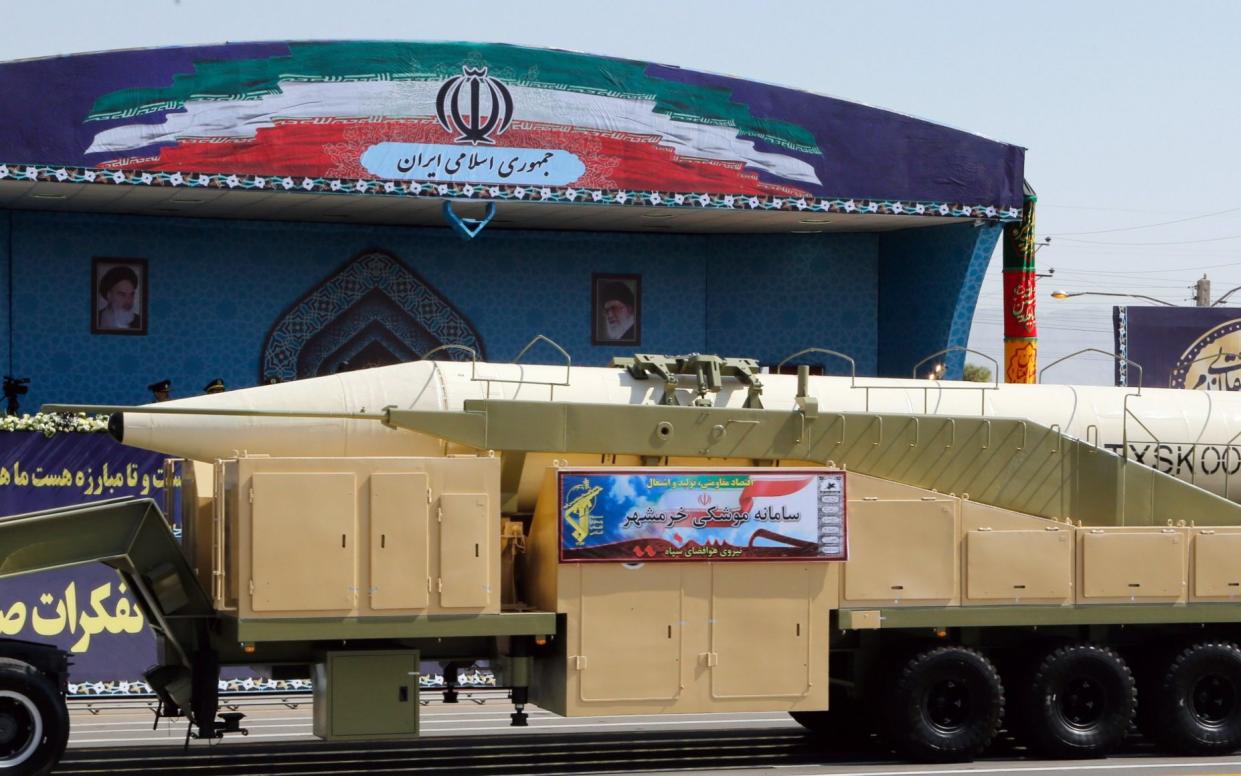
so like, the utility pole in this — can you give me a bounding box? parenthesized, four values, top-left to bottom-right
(1195, 274, 1211, 307)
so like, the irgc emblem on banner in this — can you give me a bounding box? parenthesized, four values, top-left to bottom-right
(558, 469, 847, 562)
(1172, 318, 1241, 391)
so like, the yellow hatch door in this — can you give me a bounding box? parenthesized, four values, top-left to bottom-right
(844, 500, 957, 603)
(439, 493, 490, 608)
(966, 530, 1073, 601)
(578, 564, 683, 703)
(251, 471, 356, 612)
(370, 472, 430, 610)
(710, 564, 813, 699)
(1082, 531, 1185, 599)
(1194, 532, 1241, 598)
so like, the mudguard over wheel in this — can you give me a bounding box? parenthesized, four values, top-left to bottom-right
(0, 659, 69, 776)
(1016, 643, 1135, 759)
(1153, 641, 1241, 755)
(879, 645, 1004, 763)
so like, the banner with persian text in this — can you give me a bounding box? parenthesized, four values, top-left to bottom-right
(0, 430, 175, 691)
(559, 469, 847, 562)
(1114, 306, 1241, 389)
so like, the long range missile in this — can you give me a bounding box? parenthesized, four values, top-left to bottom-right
(46, 358, 1241, 503)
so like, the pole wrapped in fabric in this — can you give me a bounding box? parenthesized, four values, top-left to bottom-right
(1002, 187, 1038, 382)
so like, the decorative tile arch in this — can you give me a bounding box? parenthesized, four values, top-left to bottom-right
(260, 249, 484, 380)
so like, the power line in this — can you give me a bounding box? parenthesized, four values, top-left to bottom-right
(1040, 204, 1202, 215)
(1052, 262, 1241, 275)
(1058, 233, 1241, 246)
(1046, 204, 1241, 237)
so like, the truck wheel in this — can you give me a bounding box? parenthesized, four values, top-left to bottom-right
(1153, 641, 1241, 755)
(0, 661, 69, 776)
(1016, 643, 1135, 759)
(880, 646, 1004, 763)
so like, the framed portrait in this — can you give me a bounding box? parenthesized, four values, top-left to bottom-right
(91, 257, 148, 335)
(592, 274, 641, 346)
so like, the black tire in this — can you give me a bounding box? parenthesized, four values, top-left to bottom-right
(1016, 643, 1136, 759)
(1153, 641, 1241, 755)
(879, 646, 1004, 763)
(0, 660, 69, 776)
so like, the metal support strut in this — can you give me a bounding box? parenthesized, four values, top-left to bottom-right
(510, 687, 529, 727)
(442, 662, 460, 704)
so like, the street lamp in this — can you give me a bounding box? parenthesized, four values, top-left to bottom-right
(1050, 290, 1177, 307)
(1211, 286, 1241, 307)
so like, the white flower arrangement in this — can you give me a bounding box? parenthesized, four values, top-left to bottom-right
(0, 413, 110, 437)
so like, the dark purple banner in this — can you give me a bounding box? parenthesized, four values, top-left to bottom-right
(1115, 306, 1241, 389)
(0, 42, 1024, 210)
(0, 431, 173, 691)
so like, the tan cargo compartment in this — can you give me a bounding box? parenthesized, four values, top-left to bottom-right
(1078, 527, 1188, 603)
(842, 499, 957, 605)
(369, 472, 431, 610)
(962, 500, 1074, 605)
(1191, 529, 1241, 600)
(965, 529, 1073, 603)
(216, 455, 500, 620)
(526, 467, 833, 717)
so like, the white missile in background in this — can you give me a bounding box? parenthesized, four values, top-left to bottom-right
(61, 359, 1241, 504)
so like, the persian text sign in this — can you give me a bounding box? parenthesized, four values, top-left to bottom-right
(361, 142, 586, 186)
(0, 431, 174, 684)
(558, 469, 846, 562)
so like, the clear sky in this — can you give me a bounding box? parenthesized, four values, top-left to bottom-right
(5, 0, 1240, 385)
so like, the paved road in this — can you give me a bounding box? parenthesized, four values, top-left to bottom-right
(57, 693, 1241, 775)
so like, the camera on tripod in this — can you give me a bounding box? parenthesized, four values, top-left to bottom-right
(3, 376, 30, 416)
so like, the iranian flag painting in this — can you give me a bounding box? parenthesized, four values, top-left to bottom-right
(81, 43, 822, 197)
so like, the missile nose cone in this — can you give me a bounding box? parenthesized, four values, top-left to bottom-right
(108, 412, 124, 443)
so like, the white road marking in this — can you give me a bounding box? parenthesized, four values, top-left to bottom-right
(68, 715, 797, 745)
(795, 760, 1241, 775)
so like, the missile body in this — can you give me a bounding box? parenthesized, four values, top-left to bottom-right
(113, 360, 1241, 503)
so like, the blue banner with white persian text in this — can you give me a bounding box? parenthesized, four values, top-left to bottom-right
(0, 431, 174, 690)
(559, 469, 847, 562)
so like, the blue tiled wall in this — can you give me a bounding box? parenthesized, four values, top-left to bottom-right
(705, 234, 877, 374)
(877, 222, 1002, 379)
(3, 210, 901, 408)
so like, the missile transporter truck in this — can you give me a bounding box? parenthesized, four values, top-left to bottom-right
(7, 352, 1241, 772)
